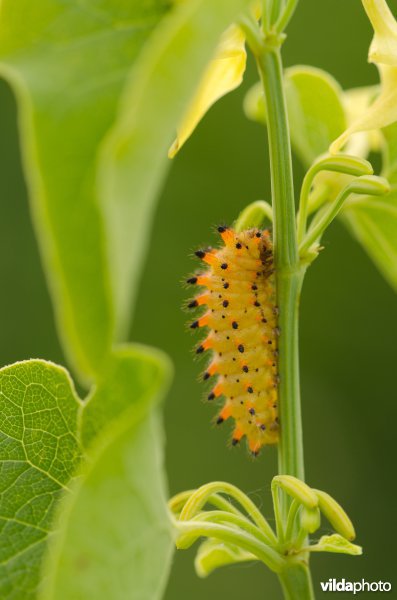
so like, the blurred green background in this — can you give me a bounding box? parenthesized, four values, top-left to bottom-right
(0, 0, 396, 598)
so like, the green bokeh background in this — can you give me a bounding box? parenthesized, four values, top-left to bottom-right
(0, 1, 396, 598)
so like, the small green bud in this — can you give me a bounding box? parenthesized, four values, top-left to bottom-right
(314, 489, 356, 541)
(272, 475, 318, 509)
(300, 506, 321, 534)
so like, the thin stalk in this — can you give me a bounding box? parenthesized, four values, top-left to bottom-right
(262, 0, 284, 32)
(285, 499, 301, 541)
(179, 481, 277, 544)
(175, 521, 285, 572)
(169, 490, 243, 516)
(190, 511, 275, 546)
(299, 174, 389, 256)
(256, 46, 305, 485)
(275, 0, 299, 32)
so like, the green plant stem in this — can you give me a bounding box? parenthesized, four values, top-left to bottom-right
(256, 46, 305, 485)
(270, 0, 283, 25)
(279, 561, 315, 600)
(275, 0, 299, 33)
(256, 38, 314, 600)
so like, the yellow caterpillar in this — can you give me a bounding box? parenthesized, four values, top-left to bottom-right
(187, 226, 279, 456)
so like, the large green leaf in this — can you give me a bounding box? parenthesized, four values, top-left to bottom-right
(284, 66, 347, 167)
(0, 0, 257, 383)
(0, 361, 83, 599)
(99, 0, 253, 328)
(40, 346, 173, 600)
(382, 122, 397, 184)
(343, 190, 397, 293)
(0, 0, 170, 381)
(0, 347, 173, 599)
(244, 65, 346, 167)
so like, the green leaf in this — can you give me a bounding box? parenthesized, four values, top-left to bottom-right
(0, 348, 173, 599)
(0, 0, 170, 381)
(40, 346, 173, 600)
(244, 66, 346, 167)
(0, 360, 83, 599)
(308, 534, 362, 556)
(284, 66, 347, 167)
(342, 189, 397, 293)
(99, 0, 253, 330)
(80, 344, 170, 449)
(195, 539, 255, 578)
(382, 122, 397, 184)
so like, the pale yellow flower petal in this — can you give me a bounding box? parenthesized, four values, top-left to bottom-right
(331, 64, 397, 153)
(168, 25, 246, 158)
(331, 1, 397, 154)
(362, 0, 397, 65)
(342, 85, 382, 156)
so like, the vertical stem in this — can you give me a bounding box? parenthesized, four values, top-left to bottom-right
(256, 38, 314, 600)
(256, 46, 305, 484)
(279, 561, 314, 600)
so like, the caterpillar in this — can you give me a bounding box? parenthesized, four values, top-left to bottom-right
(186, 225, 279, 456)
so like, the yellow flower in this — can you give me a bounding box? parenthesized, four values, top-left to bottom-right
(331, 0, 397, 153)
(168, 24, 247, 158)
(364, 0, 397, 65)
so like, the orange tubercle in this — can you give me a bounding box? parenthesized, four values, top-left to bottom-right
(231, 427, 244, 445)
(213, 381, 224, 397)
(220, 229, 235, 245)
(248, 438, 261, 456)
(207, 361, 218, 376)
(219, 403, 232, 421)
(202, 337, 212, 351)
(196, 293, 211, 306)
(198, 313, 211, 328)
(203, 252, 218, 266)
(196, 274, 211, 287)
